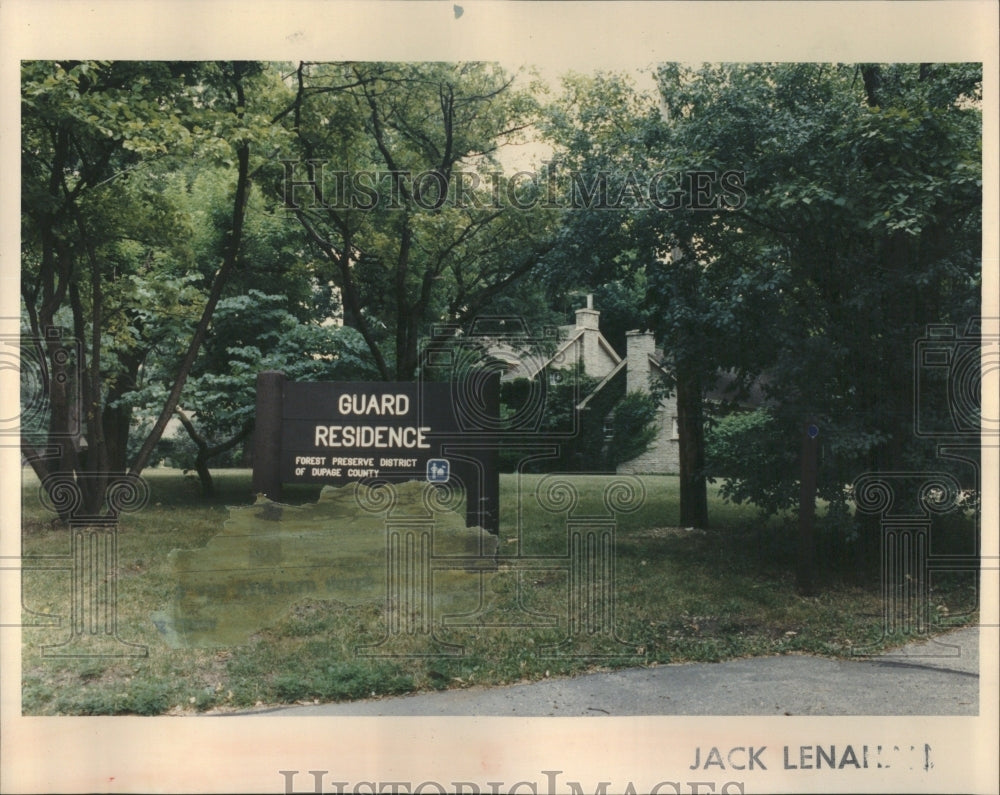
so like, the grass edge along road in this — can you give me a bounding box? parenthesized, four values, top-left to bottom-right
(20, 469, 978, 716)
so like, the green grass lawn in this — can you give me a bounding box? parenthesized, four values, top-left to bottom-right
(19, 468, 978, 715)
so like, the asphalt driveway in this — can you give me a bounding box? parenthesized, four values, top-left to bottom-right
(231, 626, 982, 717)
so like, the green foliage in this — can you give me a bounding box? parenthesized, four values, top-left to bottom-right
(21, 58, 982, 561)
(499, 372, 605, 471)
(277, 61, 556, 379)
(609, 391, 660, 469)
(500, 370, 658, 472)
(272, 662, 414, 703)
(704, 408, 799, 516)
(21, 60, 288, 508)
(52, 679, 173, 717)
(542, 62, 982, 529)
(128, 290, 378, 469)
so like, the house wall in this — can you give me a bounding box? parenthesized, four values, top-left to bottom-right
(616, 401, 680, 475)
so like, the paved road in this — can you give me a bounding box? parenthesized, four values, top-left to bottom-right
(230, 626, 983, 717)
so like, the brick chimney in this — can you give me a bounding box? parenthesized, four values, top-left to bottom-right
(625, 330, 656, 393)
(575, 294, 600, 330)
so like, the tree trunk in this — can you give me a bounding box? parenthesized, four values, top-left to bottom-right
(175, 409, 254, 497)
(101, 342, 143, 474)
(676, 365, 709, 528)
(860, 64, 881, 107)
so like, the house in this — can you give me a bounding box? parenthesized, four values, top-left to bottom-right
(498, 296, 680, 475)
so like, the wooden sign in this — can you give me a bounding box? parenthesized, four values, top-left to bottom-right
(251, 372, 500, 532)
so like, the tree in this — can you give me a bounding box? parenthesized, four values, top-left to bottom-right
(118, 156, 355, 495)
(21, 61, 277, 516)
(652, 63, 981, 583)
(539, 62, 981, 546)
(658, 62, 980, 479)
(276, 61, 557, 380)
(538, 71, 730, 527)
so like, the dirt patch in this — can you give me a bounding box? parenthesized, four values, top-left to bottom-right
(629, 526, 709, 539)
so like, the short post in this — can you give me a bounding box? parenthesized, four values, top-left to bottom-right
(458, 369, 500, 533)
(797, 419, 819, 595)
(476, 369, 501, 534)
(479, 445, 500, 535)
(252, 370, 285, 501)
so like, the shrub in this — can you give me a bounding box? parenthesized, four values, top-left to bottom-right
(704, 407, 799, 516)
